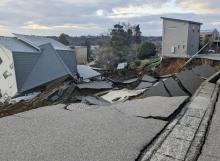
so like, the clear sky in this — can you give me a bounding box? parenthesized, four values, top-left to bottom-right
(0, 0, 219, 36)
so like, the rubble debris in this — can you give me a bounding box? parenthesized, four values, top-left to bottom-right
(163, 77, 189, 96)
(10, 92, 41, 103)
(114, 96, 188, 120)
(142, 75, 157, 83)
(144, 82, 170, 97)
(108, 77, 139, 85)
(75, 96, 110, 106)
(117, 62, 127, 70)
(101, 89, 145, 103)
(192, 64, 216, 79)
(135, 82, 153, 90)
(176, 70, 204, 95)
(77, 65, 101, 80)
(143, 81, 217, 161)
(76, 81, 112, 90)
(122, 78, 139, 84)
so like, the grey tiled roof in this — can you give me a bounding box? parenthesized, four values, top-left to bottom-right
(0, 37, 38, 53)
(14, 33, 71, 51)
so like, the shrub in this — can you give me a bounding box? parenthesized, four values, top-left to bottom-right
(137, 42, 156, 60)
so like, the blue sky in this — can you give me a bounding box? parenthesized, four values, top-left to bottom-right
(0, 0, 219, 36)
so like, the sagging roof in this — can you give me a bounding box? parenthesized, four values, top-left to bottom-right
(13, 33, 71, 51)
(0, 36, 39, 53)
(21, 43, 72, 92)
(161, 17, 202, 25)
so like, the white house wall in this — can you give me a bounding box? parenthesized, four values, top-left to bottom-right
(0, 45, 18, 98)
(162, 19, 189, 57)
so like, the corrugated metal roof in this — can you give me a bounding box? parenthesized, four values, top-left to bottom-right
(0, 37, 39, 53)
(14, 33, 71, 51)
(77, 65, 101, 80)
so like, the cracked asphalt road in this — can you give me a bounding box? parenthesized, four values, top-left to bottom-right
(0, 96, 187, 161)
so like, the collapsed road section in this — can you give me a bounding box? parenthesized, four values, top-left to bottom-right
(0, 96, 188, 161)
(0, 62, 219, 161)
(139, 72, 220, 161)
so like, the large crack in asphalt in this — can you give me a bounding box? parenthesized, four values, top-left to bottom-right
(135, 98, 190, 161)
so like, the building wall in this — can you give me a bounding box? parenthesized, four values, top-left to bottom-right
(57, 50, 77, 75)
(75, 46, 88, 65)
(162, 19, 189, 57)
(0, 45, 18, 98)
(187, 23, 200, 56)
(13, 52, 40, 91)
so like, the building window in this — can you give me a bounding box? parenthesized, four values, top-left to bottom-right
(198, 26, 200, 32)
(171, 46, 175, 54)
(178, 45, 180, 49)
(0, 57, 2, 65)
(168, 27, 176, 30)
(192, 26, 195, 32)
(3, 71, 10, 79)
(183, 45, 185, 49)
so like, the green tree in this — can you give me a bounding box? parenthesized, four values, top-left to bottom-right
(134, 25, 142, 44)
(110, 23, 134, 63)
(137, 42, 156, 60)
(58, 33, 69, 46)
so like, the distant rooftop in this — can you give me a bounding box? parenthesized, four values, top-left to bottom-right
(161, 17, 203, 25)
(201, 29, 218, 33)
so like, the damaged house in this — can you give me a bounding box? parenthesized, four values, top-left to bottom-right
(0, 34, 77, 99)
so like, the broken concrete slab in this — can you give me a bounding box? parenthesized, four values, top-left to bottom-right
(176, 70, 204, 95)
(150, 153, 177, 161)
(142, 75, 157, 83)
(198, 155, 220, 161)
(198, 101, 220, 160)
(192, 64, 216, 79)
(169, 125, 197, 141)
(101, 89, 145, 103)
(157, 137, 191, 160)
(179, 115, 201, 129)
(163, 77, 188, 96)
(144, 82, 170, 97)
(122, 78, 139, 84)
(76, 96, 110, 106)
(114, 96, 188, 119)
(77, 81, 112, 90)
(135, 82, 153, 90)
(0, 104, 167, 161)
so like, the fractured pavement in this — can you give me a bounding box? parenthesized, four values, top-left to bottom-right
(0, 95, 189, 161)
